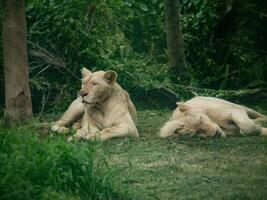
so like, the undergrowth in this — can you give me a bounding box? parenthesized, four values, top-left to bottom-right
(0, 127, 123, 200)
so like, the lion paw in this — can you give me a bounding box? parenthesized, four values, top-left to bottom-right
(72, 123, 82, 131)
(67, 136, 74, 142)
(86, 132, 102, 141)
(72, 129, 89, 141)
(51, 124, 70, 134)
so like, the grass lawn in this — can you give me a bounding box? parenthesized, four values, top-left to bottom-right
(104, 109, 267, 200)
(1, 108, 267, 200)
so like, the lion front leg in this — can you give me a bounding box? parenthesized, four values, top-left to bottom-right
(159, 120, 181, 138)
(89, 122, 139, 141)
(68, 125, 100, 142)
(51, 97, 84, 134)
(67, 111, 101, 141)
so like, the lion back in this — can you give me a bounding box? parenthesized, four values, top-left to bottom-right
(123, 90, 137, 124)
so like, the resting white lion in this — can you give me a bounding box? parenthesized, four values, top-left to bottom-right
(159, 96, 267, 138)
(51, 68, 139, 141)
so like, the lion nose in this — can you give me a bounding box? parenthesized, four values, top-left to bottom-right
(80, 90, 88, 97)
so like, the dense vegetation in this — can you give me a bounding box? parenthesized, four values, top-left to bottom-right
(0, 125, 123, 200)
(1, 0, 267, 113)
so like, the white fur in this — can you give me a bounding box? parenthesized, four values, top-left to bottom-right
(159, 120, 181, 138)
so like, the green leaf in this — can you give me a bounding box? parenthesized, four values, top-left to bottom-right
(140, 4, 148, 12)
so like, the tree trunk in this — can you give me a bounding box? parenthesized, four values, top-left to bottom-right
(2, 0, 33, 122)
(164, 0, 187, 83)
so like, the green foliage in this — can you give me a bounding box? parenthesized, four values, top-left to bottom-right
(0, 127, 122, 200)
(181, 0, 267, 89)
(23, 0, 171, 112)
(0, 0, 266, 112)
(0, 4, 3, 107)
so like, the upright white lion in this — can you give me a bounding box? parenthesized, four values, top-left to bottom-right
(52, 68, 139, 141)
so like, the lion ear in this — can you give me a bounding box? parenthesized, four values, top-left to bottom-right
(81, 67, 92, 79)
(176, 102, 183, 107)
(176, 102, 190, 112)
(104, 70, 117, 85)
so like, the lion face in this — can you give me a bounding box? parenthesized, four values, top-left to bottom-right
(79, 68, 117, 106)
(173, 103, 221, 137)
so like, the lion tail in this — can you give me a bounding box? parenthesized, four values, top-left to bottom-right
(159, 120, 180, 138)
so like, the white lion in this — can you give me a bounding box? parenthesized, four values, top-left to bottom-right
(52, 68, 139, 141)
(159, 96, 267, 138)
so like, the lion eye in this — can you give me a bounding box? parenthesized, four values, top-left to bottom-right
(92, 82, 97, 86)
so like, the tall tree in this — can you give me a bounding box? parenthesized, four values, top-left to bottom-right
(164, 0, 187, 83)
(2, 0, 32, 122)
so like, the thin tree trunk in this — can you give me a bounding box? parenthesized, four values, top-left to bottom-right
(164, 0, 187, 83)
(2, 0, 33, 122)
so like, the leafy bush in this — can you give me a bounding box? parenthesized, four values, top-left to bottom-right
(0, 0, 266, 112)
(25, 0, 170, 112)
(181, 0, 267, 89)
(0, 127, 122, 200)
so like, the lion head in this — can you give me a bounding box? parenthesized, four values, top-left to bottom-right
(173, 103, 223, 137)
(79, 68, 118, 106)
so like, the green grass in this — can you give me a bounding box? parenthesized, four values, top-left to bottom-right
(103, 109, 267, 200)
(0, 126, 123, 200)
(1, 109, 267, 200)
